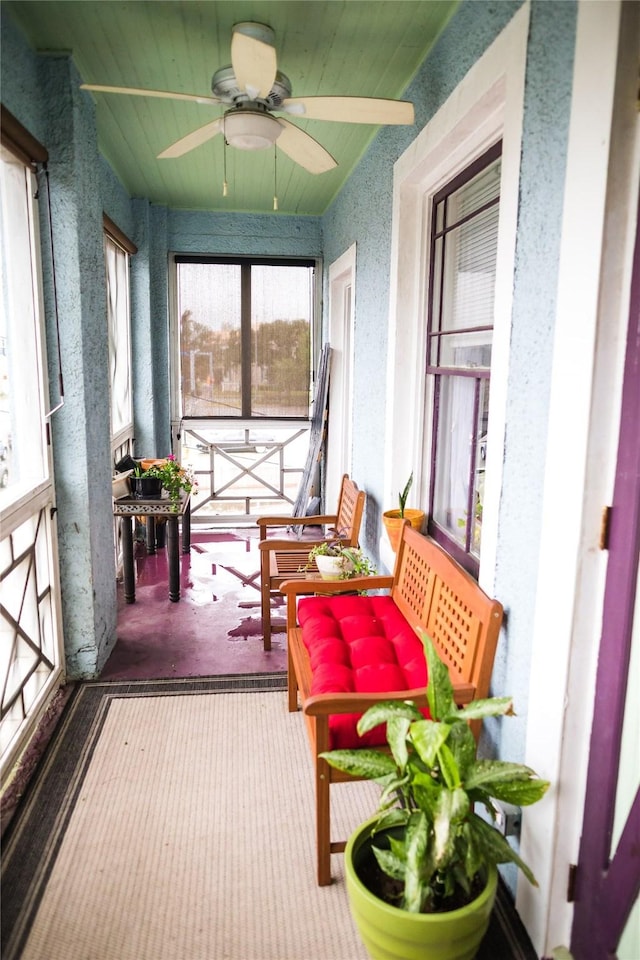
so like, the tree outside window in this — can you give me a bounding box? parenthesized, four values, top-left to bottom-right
(176, 258, 315, 419)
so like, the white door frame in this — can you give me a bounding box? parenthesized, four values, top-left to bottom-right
(325, 244, 356, 509)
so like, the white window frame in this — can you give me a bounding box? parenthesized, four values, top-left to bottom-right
(0, 135, 65, 781)
(104, 217, 135, 463)
(382, 4, 529, 588)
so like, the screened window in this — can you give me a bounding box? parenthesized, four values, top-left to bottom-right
(0, 117, 65, 777)
(0, 145, 49, 497)
(176, 257, 315, 419)
(104, 221, 134, 446)
(427, 143, 501, 575)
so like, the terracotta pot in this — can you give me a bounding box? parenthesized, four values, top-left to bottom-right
(140, 458, 168, 471)
(382, 509, 425, 551)
(345, 817, 497, 960)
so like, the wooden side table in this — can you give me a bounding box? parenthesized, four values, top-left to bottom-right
(113, 492, 191, 603)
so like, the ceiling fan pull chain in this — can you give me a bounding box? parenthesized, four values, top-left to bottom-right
(273, 145, 278, 211)
(222, 118, 228, 198)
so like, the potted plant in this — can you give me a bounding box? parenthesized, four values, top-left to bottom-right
(304, 539, 377, 580)
(131, 461, 163, 499)
(321, 633, 549, 960)
(133, 455, 196, 508)
(382, 472, 426, 551)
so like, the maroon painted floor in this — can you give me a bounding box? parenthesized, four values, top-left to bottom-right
(100, 527, 289, 681)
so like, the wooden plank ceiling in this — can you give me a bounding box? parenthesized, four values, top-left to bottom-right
(4, 1, 458, 215)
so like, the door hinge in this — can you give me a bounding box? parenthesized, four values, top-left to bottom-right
(567, 863, 578, 902)
(599, 506, 611, 550)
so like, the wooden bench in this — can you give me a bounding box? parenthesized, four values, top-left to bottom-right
(281, 522, 504, 886)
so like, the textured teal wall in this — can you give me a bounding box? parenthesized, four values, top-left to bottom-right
(1, 23, 120, 676)
(2, 0, 579, 740)
(322, 0, 523, 529)
(489, 0, 577, 764)
(321, 0, 577, 781)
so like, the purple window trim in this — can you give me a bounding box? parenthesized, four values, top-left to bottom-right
(571, 198, 640, 958)
(426, 143, 502, 578)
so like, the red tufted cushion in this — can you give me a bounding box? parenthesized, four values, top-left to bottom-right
(298, 595, 429, 749)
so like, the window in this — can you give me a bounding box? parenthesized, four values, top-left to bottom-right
(104, 217, 135, 455)
(175, 257, 315, 419)
(427, 143, 501, 575)
(0, 113, 65, 776)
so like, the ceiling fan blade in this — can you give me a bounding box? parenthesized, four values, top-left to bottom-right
(80, 83, 220, 106)
(275, 119, 337, 175)
(158, 119, 224, 159)
(281, 96, 414, 126)
(231, 31, 277, 100)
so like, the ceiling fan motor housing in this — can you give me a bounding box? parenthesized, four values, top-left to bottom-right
(211, 66, 292, 110)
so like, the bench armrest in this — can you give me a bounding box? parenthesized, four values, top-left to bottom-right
(280, 574, 394, 598)
(258, 538, 339, 553)
(257, 514, 338, 535)
(303, 682, 476, 716)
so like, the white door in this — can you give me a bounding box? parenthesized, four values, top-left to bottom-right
(325, 244, 356, 509)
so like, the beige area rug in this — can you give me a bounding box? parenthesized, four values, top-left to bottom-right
(3, 678, 380, 960)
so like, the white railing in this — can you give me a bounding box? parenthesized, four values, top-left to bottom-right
(176, 419, 311, 525)
(0, 486, 65, 780)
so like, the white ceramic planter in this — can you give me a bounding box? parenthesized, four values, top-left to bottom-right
(314, 554, 353, 580)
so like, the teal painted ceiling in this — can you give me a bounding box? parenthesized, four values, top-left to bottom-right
(4, 1, 458, 215)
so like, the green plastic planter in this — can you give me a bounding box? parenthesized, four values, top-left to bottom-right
(345, 818, 498, 960)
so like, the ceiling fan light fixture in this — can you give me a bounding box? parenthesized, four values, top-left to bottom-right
(224, 110, 281, 150)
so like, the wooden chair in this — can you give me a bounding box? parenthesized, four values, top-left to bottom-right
(257, 474, 365, 650)
(280, 523, 504, 885)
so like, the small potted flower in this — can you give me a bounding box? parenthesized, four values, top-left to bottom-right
(382, 471, 426, 551)
(305, 538, 377, 580)
(134, 455, 196, 509)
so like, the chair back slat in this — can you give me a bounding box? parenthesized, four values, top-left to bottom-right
(334, 475, 365, 546)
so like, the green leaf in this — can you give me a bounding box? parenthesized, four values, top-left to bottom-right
(386, 716, 411, 770)
(422, 632, 456, 721)
(320, 749, 396, 780)
(468, 812, 539, 886)
(461, 821, 484, 882)
(403, 813, 428, 912)
(488, 778, 550, 806)
(437, 741, 462, 790)
(410, 769, 440, 814)
(375, 809, 410, 833)
(453, 697, 514, 722)
(465, 760, 549, 806)
(379, 773, 411, 808)
(373, 845, 406, 882)
(357, 699, 422, 736)
(446, 722, 477, 779)
(433, 788, 469, 868)
(410, 719, 450, 767)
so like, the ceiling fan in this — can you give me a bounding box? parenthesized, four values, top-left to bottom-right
(80, 21, 415, 175)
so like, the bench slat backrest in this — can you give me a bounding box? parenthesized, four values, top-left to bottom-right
(391, 525, 503, 703)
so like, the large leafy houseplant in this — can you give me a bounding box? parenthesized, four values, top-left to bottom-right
(322, 633, 549, 916)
